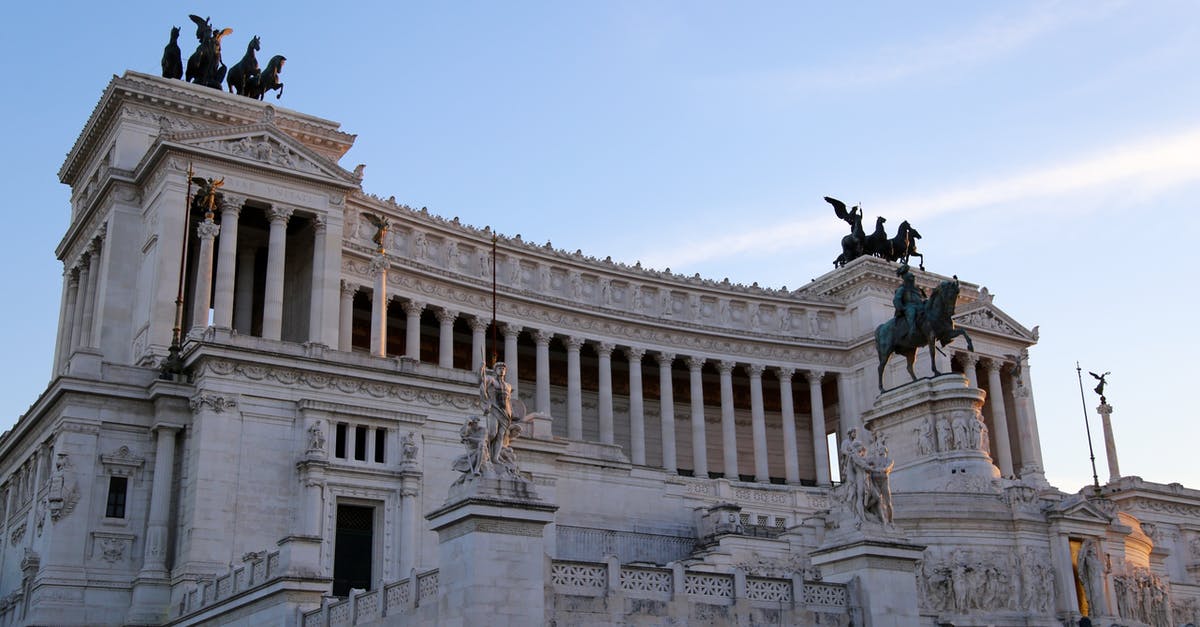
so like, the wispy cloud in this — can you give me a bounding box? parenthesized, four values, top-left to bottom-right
(642, 124, 1200, 268)
(715, 3, 1118, 95)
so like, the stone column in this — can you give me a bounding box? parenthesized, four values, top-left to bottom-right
(597, 342, 615, 445)
(717, 361, 739, 480)
(748, 365, 769, 483)
(1013, 349, 1046, 478)
(470, 317, 488, 373)
(533, 330, 552, 414)
(687, 357, 709, 477)
(836, 371, 861, 439)
(233, 247, 255, 334)
(338, 281, 356, 351)
(985, 360, 1014, 477)
(69, 253, 90, 350)
(83, 240, 104, 348)
(502, 324, 522, 393)
(308, 215, 328, 343)
(190, 218, 220, 331)
(437, 308, 458, 368)
(807, 370, 831, 487)
(657, 352, 677, 473)
(625, 347, 646, 465)
(403, 300, 425, 360)
(958, 352, 980, 388)
(211, 196, 242, 328)
(398, 484, 419, 575)
(140, 424, 181, 576)
(777, 368, 800, 484)
(1097, 401, 1120, 482)
(566, 336, 584, 440)
(262, 205, 293, 341)
(56, 269, 79, 371)
(369, 255, 388, 357)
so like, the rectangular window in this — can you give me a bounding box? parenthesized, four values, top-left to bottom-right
(105, 476, 128, 518)
(335, 423, 347, 459)
(374, 428, 386, 463)
(354, 426, 368, 461)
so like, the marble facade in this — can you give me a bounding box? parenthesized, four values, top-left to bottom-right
(0, 70, 1197, 626)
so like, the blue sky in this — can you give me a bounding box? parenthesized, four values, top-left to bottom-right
(2, 2, 1197, 491)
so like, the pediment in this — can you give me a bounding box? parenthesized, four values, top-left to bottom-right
(1049, 493, 1115, 524)
(953, 301, 1036, 342)
(172, 125, 358, 185)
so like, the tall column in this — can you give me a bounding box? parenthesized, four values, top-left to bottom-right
(597, 343, 615, 445)
(83, 240, 104, 348)
(533, 330, 552, 414)
(437, 308, 458, 368)
(777, 368, 800, 484)
(77, 246, 99, 345)
(398, 486, 419, 574)
(625, 347, 646, 465)
(262, 205, 293, 341)
(190, 219, 220, 331)
(807, 370, 831, 487)
(958, 352, 980, 388)
(338, 281, 356, 351)
(308, 215, 328, 343)
(749, 365, 769, 483)
(985, 360, 1015, 477)
(502, 324, 522, 394)
(470, 317, 488, 373)
(836, 371, 861, 439)
(403, 300, 425, 360)
(212, 196, 242, 328)
(717, 361, 739, 480)
(566, 337, 584, 440)
(232, 247, 255, 334)
(657, 353, 677, 473)
(140, 425, 180, 576)
(55, 269, 79, 371)
(70, 256, 91, 353)
(687, 357, 709, 477)
(1013, 349, 1046, 477)
(1097, 401, 1120, 482)
(369, 256, 388, 357)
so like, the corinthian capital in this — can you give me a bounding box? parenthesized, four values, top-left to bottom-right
(266, 205, 294, 224)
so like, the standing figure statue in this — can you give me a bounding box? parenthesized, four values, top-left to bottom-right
(479, 362, 516, 471)
(190, 176, 224, 218)
(185, 15, 232, 89)
(161, 26, 183, 80)
(1089, 371, 1110, 399)
(1076, 538, 1105, 616)
(827, 196, 865, 267)
(840, 426, 895, 526)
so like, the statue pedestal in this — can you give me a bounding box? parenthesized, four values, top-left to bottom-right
(864, 374, 999, 494)
(811, 532, 926, 627)
(425, 477, 558, 627)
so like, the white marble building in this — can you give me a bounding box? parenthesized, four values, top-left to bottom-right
(0, 70, 1197, 626)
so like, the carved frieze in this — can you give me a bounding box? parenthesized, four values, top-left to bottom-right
(189, 393, 238, 414)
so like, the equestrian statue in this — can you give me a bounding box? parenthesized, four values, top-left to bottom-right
(875, 264, 973, 391)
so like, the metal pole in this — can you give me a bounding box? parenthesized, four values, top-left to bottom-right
(1075, 362, 1100, 494)
(490, 233, 498, 367)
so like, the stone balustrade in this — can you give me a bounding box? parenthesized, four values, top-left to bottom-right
(175, 550, 281, 619)
(299, 560, 846, 627)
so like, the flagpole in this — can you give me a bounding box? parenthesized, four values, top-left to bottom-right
(163, 164, 195, 377)
(1076, 362, 1101, 495)
(490, 232, 498, 367)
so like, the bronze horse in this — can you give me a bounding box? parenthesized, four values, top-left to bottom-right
(161, 26, 183, 80)
(227, 35, 260, 95)
(875, 278, 973, 391)
(246, 55, 286, 100)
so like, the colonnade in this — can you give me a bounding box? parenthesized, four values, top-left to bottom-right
(53, 233, 106, 374)
(955, 351, 1044, 480)
(336, 282, 844, 485)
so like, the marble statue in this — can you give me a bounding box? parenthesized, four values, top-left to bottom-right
(400, 431, 418, 463)
(1077, 538, 1105, 616)
(839, 426, 895, 526)
(451, 362, 547, 485)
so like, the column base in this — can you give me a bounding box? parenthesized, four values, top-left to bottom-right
(811, 534, 926, 627)
(426, 479, 558, 627)
(278, 534, 324, 579)
(126, 576, 171, 625)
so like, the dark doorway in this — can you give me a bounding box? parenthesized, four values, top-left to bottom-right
(332, 504, 374, 597)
